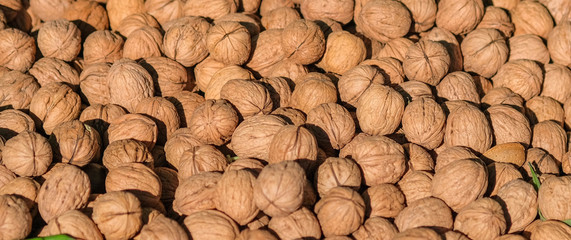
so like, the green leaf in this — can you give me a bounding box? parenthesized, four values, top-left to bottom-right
(528, 162, 541, 191)
(563, 219, 571, 227)
(225, 155, 239, 163)
(26, 234, 75, 240)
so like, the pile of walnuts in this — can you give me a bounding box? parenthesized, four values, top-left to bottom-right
(0, 0, 570, 239)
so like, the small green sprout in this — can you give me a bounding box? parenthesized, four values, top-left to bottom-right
(26, 234, 75, 240)
(226, 155, 239, 163)
(529, 162, 546, 221)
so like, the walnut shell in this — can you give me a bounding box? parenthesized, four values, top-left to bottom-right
(362, 58, 405, 85)
(0, 109, 35, 140)
(267, 207, 322, 240)
(259, 0, 294, 16)
(107, 113, 158, 150)
(316, 157, 361, 197)
(3, 130, 52, 177)
(522, 147, 560, 178)
(509, 34, 550, 65)
(106, 0, 145, 30)
(237, 229, 277, 240)
(512, 1, 554, 38)
(134, 97, 180, 145)
(254, 161, 305, 217)
(357, 83, 404, 136)
(37, 19, 81, 61)
(374, 38, 412, 62)
(261, 7, 300, 30)
(538, 175, 571, 221)
(526, 96, 564, 126)
(246, 29, 285, 77)
(0, 177, 40, 210)
(92, 191, 143, 240)
(183, 210, 240, 240)
(532, 120, 567, 164)
(165, 91, 205, 128)
(352, 217, 398, 240)
(435, 0, 484, 35)
(187, 99, 239, 146)
(403, 40, 450, 86)
(83, 30, 124, 65)
(79, 104, 127, 140)
(267, 125, 317, 169)
(454, 198, 507, 240)
(257, 77, 292, 109)
(0, 0, 23, 21)
(206, 21, 251, 65)
(395, 196, 453, 232)
(403, 143, 435, 172)
(0, 71, 39, 111)
(0, 194, 32, 240)
(231, 115, 287, 160)
(281, 20, 325, 65)
(29, 83, 81, 135)
(29, 57, 80, 91)
(491, 0, 520, 11)
(541, 64, 571, 104)
(79, 62, 111, 105)
(216, 169, 259, 225)
(487, 162, 523, 196)
(529, 220, 571, 240)
(444, 103, 493, 153)
(164, 128, 202, 169)
(290, 77, 337, 114)
(315, 187, 365, 237)
(0, 28, 36, 72)
(432, 158, 488, 212)
(547, 22, 571, 67)
(138, 57, 188, 97)
(396, 170, 433, 205)
(300, 0, 353, 24)
(153, 167, 177, 205)
(305, 103, 355, 153)
(362, 183, 405, 219)
(477, 7, 513, 37)
(337, 65, 384, 108)
(105, 163, 162, 209)
(37, 164, 90, 222)
(205, 65, 255, 100)
(122, 27, 163, 60)
(216, 13, 262, 36)
(102, 139, 153, 170)
(41, 210, 103, 240)
(107, 59, 154, 112)
(355, 0, 411, 43)
(29, 0, 72, 21)
(434, 146, 478, 171)
(393, 227, 442, 240)
(49, 120, 100, 167)
(177, 144, 227, 179)
(494, 179, 537, 233)
(0, 165, 16, 189)
(482, 87, 525, 111)
(395, 80, 434, 103)
(317, 31, 366, 75)
(162, 18, 211, 67)
(436, 71, 481, 104)
(271, 107, 306, 126)
(226, 158, 265, 174)
(173, 171, 221, 215)
(420, 27, 463, 72)
(63, 0, 109, 38)
(397, 0, 435, 32)
(462, 28, 509, 78)
(266, 59, 306, 86)
(134, 213, 188, 240)
(351, 135, 406, 185)
(220, 79, 273, 118)
(194, 57, 226, 92)
(183, 0, 237, 20)
(486, 104, 532, 147)
(144, 0, 184, 27)
(116, 12, 160, 38)
(402, 97, 445, 150)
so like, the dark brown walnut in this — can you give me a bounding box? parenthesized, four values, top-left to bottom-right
(437, 71, 481, 104)
(267, 207, 322, 240)
(187, 99, 239, 146)
(220, 79, 273, 119)
(493, 60, 544, 101)
(522, 148, 560, 178)
(315, 187, 365, 237)
(246, 29, 285, 77)
(2, 130, 51, 177)
(216, 13, 261, 36)
(107, 113, 158, 150)
(165, 91, 205, 128)
(0, 194, 32, 240)
(281, 20, 325, 65)
(79, 63, 111, 105)
(116, 12, 160, 38)
(436, 0, 484, 35)
(509, 34, 550, 65)
(139, 57, 189, 97)
(487, 162, 523, 196)
(261, 7, 300, 30)
(154, 167, 178, 206)
(231, 115, 287, 161)
(106, 0, 145, 30)
(528, 220, 571, 240)
(317, 31, 366, 75)
(63, 0, 109, 38)
(267, 125, 317, 169)
(183, 210, 239, 240)
(144, 0, 184, 26)
(0, 71, 39, 111)
(29, 83, 81, 135)
(453, 198, 506, 240)
(356, 83, 404, 136)
(393, 227, 442, 240)
(173, 171, 221, 215)
(395, 196, 453, 232)
(102, 139, 153, 170)
(526, 96, 565, 126)
(542, 64, 571, 104)
(134, 213, 188, 240)
(29, 57, 80, 91)
(482, 87, 525, 112)
(402, 98, 445, 150)
(532, 120, 567, 165)
(395, 80, 434, 102)
(361, 57, 405, 85)
(0, 28, 36, 72)
(512, 1, 553, 39)
(396, 171, 433, 205)
(300, 0, 353, 24)
(403, 143, 435, 172)
(107, 59, 154, 113)
(37, 19, 81, 61)
(37, 164, 90, 222)
(478, 7, 515, 36)
(362, 184, 405, 219)
(434, 146, 479, 171)
(355, 0, 411, 43)
(548, 22, 571, 68)
(134, 97, 180, 145)
(257, 77, 292, 109)
(374, 38, 413, 62)
(272, 107, 306, 126)
(538, 176, 571, 221)
(41, 210, 103, 240)
(352, 217, 398, 240)
(0, 177, 40, 209)
(316, 157, 361, 197)
(350, 135, 406, 185)
(403, 40, 450, 86)
(216, 169, 259, 225)
(462, 28, 508, 78)
(105, 163, 162, 209)
(444, 103, 493, 154)
(254, 161, 306, 217)
(206, 21, 251, 65)
(268, 60, 309, 87)
(92, 191, 143, 240)
(0, 109, 35, 140)
(0, 165, 16, 189)
(236, 229, 278, 240)
(419, 27, 462, 72)
(177, 144, 227, 180)
(49, 120, 100, 167)
(306, 103, 355, 152)
(432, 159, 488, 212)
(494, 179, 537, 233)
(122, 27, 163, 60)
(79, 104, 127, 141)
(162, 17, 211, 67)
(205, 65, 255, 100)
(399, 0, 436, 32)
(337, 65, 385, 108)
(83, 30, 124, 65)
(164, 128, 202, 169)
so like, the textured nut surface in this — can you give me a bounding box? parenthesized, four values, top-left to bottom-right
(134, 214, 188, 240)
(403, 40, 450, 86)
(41, 210, 103, 240)
(3, 130, 52, 177)
(231, 115, 287, 161)
(183, 0, 237, 20)
(134, 97, 181, 145)
(206, 65, 254, 100)
(532, 120, 567, 165)
(37, 19, 81, 61)
(254, 161, 306, 217)
(206, 21, 251, 65)
(107, 59, 155, 113)
(177, 144, 227, 180)
(348, 134, 406, 185)
(462, 28, 508, 78)
(83, 30, 124, 65)
(220, 79, 273, 119)
(188, 99, 239, 146)
(487, 162, 523, 196)
(352, 216, 398, 240)
(92, 191, 143, 240)
(402, 97, 445, 150)
(420, 27, 463, 72)
(538, 176, 571, 221)
(140, 57, 189, 97)
(395, 196, 453, 232)
(511, 1, 553, 38)
(393, 227, 442, 240)
(509, 34, 550, 65)
(435, 146, 479, 171)
(0, 28, 35, 72)
(0, 194, 32, 240)
(29, 82, 82, 135)
(29, 57, 80, 90)
(183, 210, 240, 240)
(355, 0, 411, 43)
(317, 31, 366, 75)
(267, 207, 322, 240)
(362, 183, 405, 219)
(435, 0, 484, 35)
(316, 157, 362, 197)
(0, 71, 40, 111)
(542, 64, 571, 104)
(173, 172, 221, 215)
(162, 17, 211, 67)
(281, 20, 325, 65)
(306, 103, 355, 151)
(547, 22, 571, 68)
(432, 159, 488, 212)
(337, 64, 385, 108)
(79, 62, 111, 105)
(436, 71, 481, 104)
(79, 104, 127, 140)
(50, 120, 101, 167)
(122, 27, 163, 60)
(216, 169, 259, 225)
(315, 187, 365, 237)
(107, 113, 158, 150)
(525, 96, 565, 126)
(268, 125, 317, 169)
(492, 59, 543, 101)
(102, 139, 154, 170)
(290, 76, 337, 114)
(485, 104, 531, 146)
(444, 103, 493, 153)
(105, 163, 162, 208)
(356, 84, 404, 136)
(495, 179, 537, 233)
(476, 6, 514, 37)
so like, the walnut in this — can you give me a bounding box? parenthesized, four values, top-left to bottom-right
(134, 97, 180, 145)
(352, 217, 398, 240)
(396, 171, 433, 205)
(542, 64, 571, 104)
(216, 169, 258, 225)
(144, 0, 184, 26)
(548, 21, 571, 67)
(206, 21, 251, 65)
(395, 196, 453, 232)
(107, 113, 158, 150)
(91, 191, 143, 240)
(401, 0, 437, 32)
(482, 87, 525, 112)
(220, 79, 273, 119)
(268, 60, 309, 87)
(205, 65, 255, 100)
(177, 144, 227, 179)
(526, 96, 564, 126)
(0, 71, 39, 111)
(83, 30, 124, 65)
(216, 13, 262, 36)
(453, 198, 506, 240)
(0, 165, 16, 189)
(2, 130, 51, 177)
(165, 91, 205, 128)
(106, 0, 145, 30)
(0, 109, 35, 140)
(246, 29, 285, 77)
(337, 65, 384, 108)
(29, 57, 80, 91)
(537, 175, 571, 221)
(491, 0, 520, 11)
(102, 139, 153, 170)
(355, 0, 411, 43)
(162, 17, 211, 67)
(306, 103, 355, 153)
(462, 29, 508, 78)
(432, 158, 488, 212)
(79, 104, 127, 140)
(231, 114, 287, 160)
(393, 227, 442, 240)
(267, 125, 317, 169)
(138, 57, 188, 97)
(257, 77, 292, 109)
(436, 71, 481, 104)
(362, 58, 405, 85)
(79, 63, 111, 105)
(183, 210, 239, 240)
(512, 1, 554, 38)
(0, 177, 40, 209)
(253, 161, 306, 217)
(316, 157, 361, 197)
(0, 0, 23, 21)
(395, 80, 434, 103)
(122, 27, 163, 60)
(419, 28, 461, 72)
(350, 135, 406, 185)
(487, 162, 523, 196)
(0, 28, 36, 72)
(63, 0, 109, 38)
(37, 19, 81, 61)
(522, 148, 560, 178)
(476, 7, 513, 37)
(134, 213, 187, 240)
(362, 183, 405, 219)
(29, 0, 72, 21)
(495, 234, 527, 240)
(261, 7, 300, 30)
(403, 40, 450, 86)
(436, 0, 484, 35)
(271, 107, 306, 126)
(483, 143, 526, 167)
(187, 99, 239, 146)
(403, 143, 435, 172)
(494, 179, 537, 233)
(290, 76, 337, 114)
(509, 34, 550, 65)
(37, 164, 90, 222)
(314, 187, 365, 237)
(532, 120, 567, 164)
(357, 83, 404, 136)
(151, 167, 177, 205)
(259, 0, 294, 16)
(444, 103, 493, 153)
(434, 146, 478, 171)
(402, 98, 445, 150)
(41, 210, 103, 240)
(281, 20, 326, 65)
(105, 163, 162, 209)
(267, 207, 321, 240)
(194, 58, 226, 92)
(116, 13, 160, 38)
(49, 120, 100, 167)
(237, 229, 278, 240)
(107, 59, 154, 112)
(0, 195, 32, 240)
(184, 0, 236, 20)
(164, 128, 202, 169)
(226, 158, 265, 174)
(374, 38, 413, 62)
(528, 220, 571, 240)
(300, 0, 353, 24)
(317, 31, 366, 75)
(173, 172, 221, 215)
(29, 83, 81, 135)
